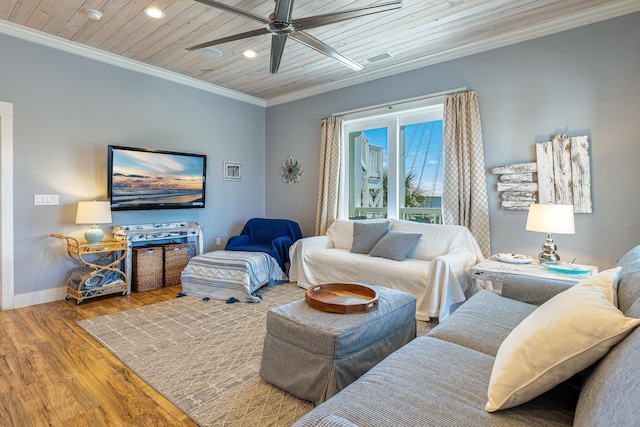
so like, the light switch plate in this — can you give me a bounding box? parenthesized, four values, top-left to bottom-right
(34, 194, 59, 205)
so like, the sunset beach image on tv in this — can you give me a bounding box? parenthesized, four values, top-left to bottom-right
(108, 146, 206, 211)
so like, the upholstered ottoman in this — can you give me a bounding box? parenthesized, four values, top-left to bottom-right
(259, 285, 416, 405)
(181, 250, 287, 302)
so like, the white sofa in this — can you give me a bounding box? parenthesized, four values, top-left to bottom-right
(289, 218, 485, 320)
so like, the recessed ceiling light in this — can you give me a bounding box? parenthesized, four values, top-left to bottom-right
(144, 7, 165, 19)
(86, 9, 103, 21)
(243, 50, 257, 59)
(199, 47, 223, 58)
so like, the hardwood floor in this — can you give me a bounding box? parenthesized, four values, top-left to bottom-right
(0, 286, 198, 426)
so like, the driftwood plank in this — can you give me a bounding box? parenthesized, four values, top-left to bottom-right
(501, 201, 534, 210)
(497, 182, 538, 192)
(552, 134, 573, 205)
(536, 142, 554, 204)
(499, 173, 533, 183)
(490, 162, 537, 175)
(570, 136, 592, 213)
(501, 192, 536, 201)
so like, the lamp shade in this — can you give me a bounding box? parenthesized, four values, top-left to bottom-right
(75, 201, 112, 225)
(525, 203, 575, 234)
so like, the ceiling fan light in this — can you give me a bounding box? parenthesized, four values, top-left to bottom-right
(86, 9, 103, 21)
(185, 0, 401, 73)
(144, 7, 166, 19)
(243, 49, 257, 59)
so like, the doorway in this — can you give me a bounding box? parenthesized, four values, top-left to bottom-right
(0, 101, 14, 310)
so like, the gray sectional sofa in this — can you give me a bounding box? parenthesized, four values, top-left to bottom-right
(293, 245, 640, 426)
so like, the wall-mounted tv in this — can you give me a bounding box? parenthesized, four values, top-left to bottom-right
(108, 145, 206, 211)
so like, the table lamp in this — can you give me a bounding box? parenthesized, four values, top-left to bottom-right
(525, 203, 575, 262)
(75, 201, 112, 244)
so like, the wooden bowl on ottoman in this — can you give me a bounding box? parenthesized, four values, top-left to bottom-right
(305, 283, 379, 314)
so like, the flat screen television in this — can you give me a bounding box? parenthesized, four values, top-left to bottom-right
(108, 145, 206, 211)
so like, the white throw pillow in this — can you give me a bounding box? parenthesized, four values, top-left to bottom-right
(576, 267, 621, 307)
(326, 219, 354, 249)
(485, 269, 640, 412)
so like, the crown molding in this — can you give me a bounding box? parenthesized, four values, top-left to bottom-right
(0, 20, 266, 107)
(265, 1, 640, 106)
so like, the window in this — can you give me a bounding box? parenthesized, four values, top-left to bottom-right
(343, 102, 444, 223)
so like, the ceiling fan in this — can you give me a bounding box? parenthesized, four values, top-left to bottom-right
(186, 0, 403, 74)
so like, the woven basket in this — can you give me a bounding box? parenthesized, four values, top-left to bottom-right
(163, 243, 188, 287)
(132, 246, 164, 292)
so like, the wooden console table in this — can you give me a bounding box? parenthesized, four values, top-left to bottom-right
(113, 221, 204, 293)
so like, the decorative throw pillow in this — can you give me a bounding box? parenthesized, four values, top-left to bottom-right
(485, 269, 640, 412)
(576, 267, 621, 307)
(350, 221, 390, 254)
(326, 219, 355, 249)
(369, 230, 422, 261)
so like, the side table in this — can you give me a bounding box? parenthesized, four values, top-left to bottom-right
(472, 257, 598, 286)
(51, 234, 128, 305)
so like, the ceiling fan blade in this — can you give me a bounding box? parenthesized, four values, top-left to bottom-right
(270, 34, 288, 74)
(193, 0, 270, 25)
(273, 0, 295, 23)
(289, 31, 362, 71)
(292, 0, 402, 31)
(186, 28, 271, 51)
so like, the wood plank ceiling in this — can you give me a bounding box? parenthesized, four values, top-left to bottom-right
(1, 0, 638, 102)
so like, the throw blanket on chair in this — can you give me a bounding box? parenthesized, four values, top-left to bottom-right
(181, 250, 287, 303)
(225, 218, 303, 272)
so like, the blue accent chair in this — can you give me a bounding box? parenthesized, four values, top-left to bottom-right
(225, 218, 303, 272)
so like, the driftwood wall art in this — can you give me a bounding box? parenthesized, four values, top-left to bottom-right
(491, 162, 538, 210)
(490, 134, 592, 213)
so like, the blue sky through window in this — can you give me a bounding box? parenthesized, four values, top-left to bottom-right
(362, 120, 443, 197)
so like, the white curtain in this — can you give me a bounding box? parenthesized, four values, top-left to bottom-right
(442, 91, 491, 257)
(315, 116, 344, 235)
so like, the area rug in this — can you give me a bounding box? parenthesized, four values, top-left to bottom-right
(78, 283, 435, 426)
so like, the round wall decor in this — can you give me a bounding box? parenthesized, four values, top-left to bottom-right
(281, 156, 303, 186)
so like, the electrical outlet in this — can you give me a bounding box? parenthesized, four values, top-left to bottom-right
(216, 237, 222, 245)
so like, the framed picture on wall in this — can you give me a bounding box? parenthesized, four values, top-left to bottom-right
(223, 161, 242, 181)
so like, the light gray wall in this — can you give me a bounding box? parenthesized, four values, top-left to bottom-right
(2, 11, 639, 298)
(0, 34, 266, 296)
(266, 12, 640, 270)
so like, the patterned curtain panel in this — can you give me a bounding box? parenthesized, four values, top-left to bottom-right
(442, 91, 491, 257)
(315, 116, 344, 235)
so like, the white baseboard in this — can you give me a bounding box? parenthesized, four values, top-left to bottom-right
(14, 287, 67, 309)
